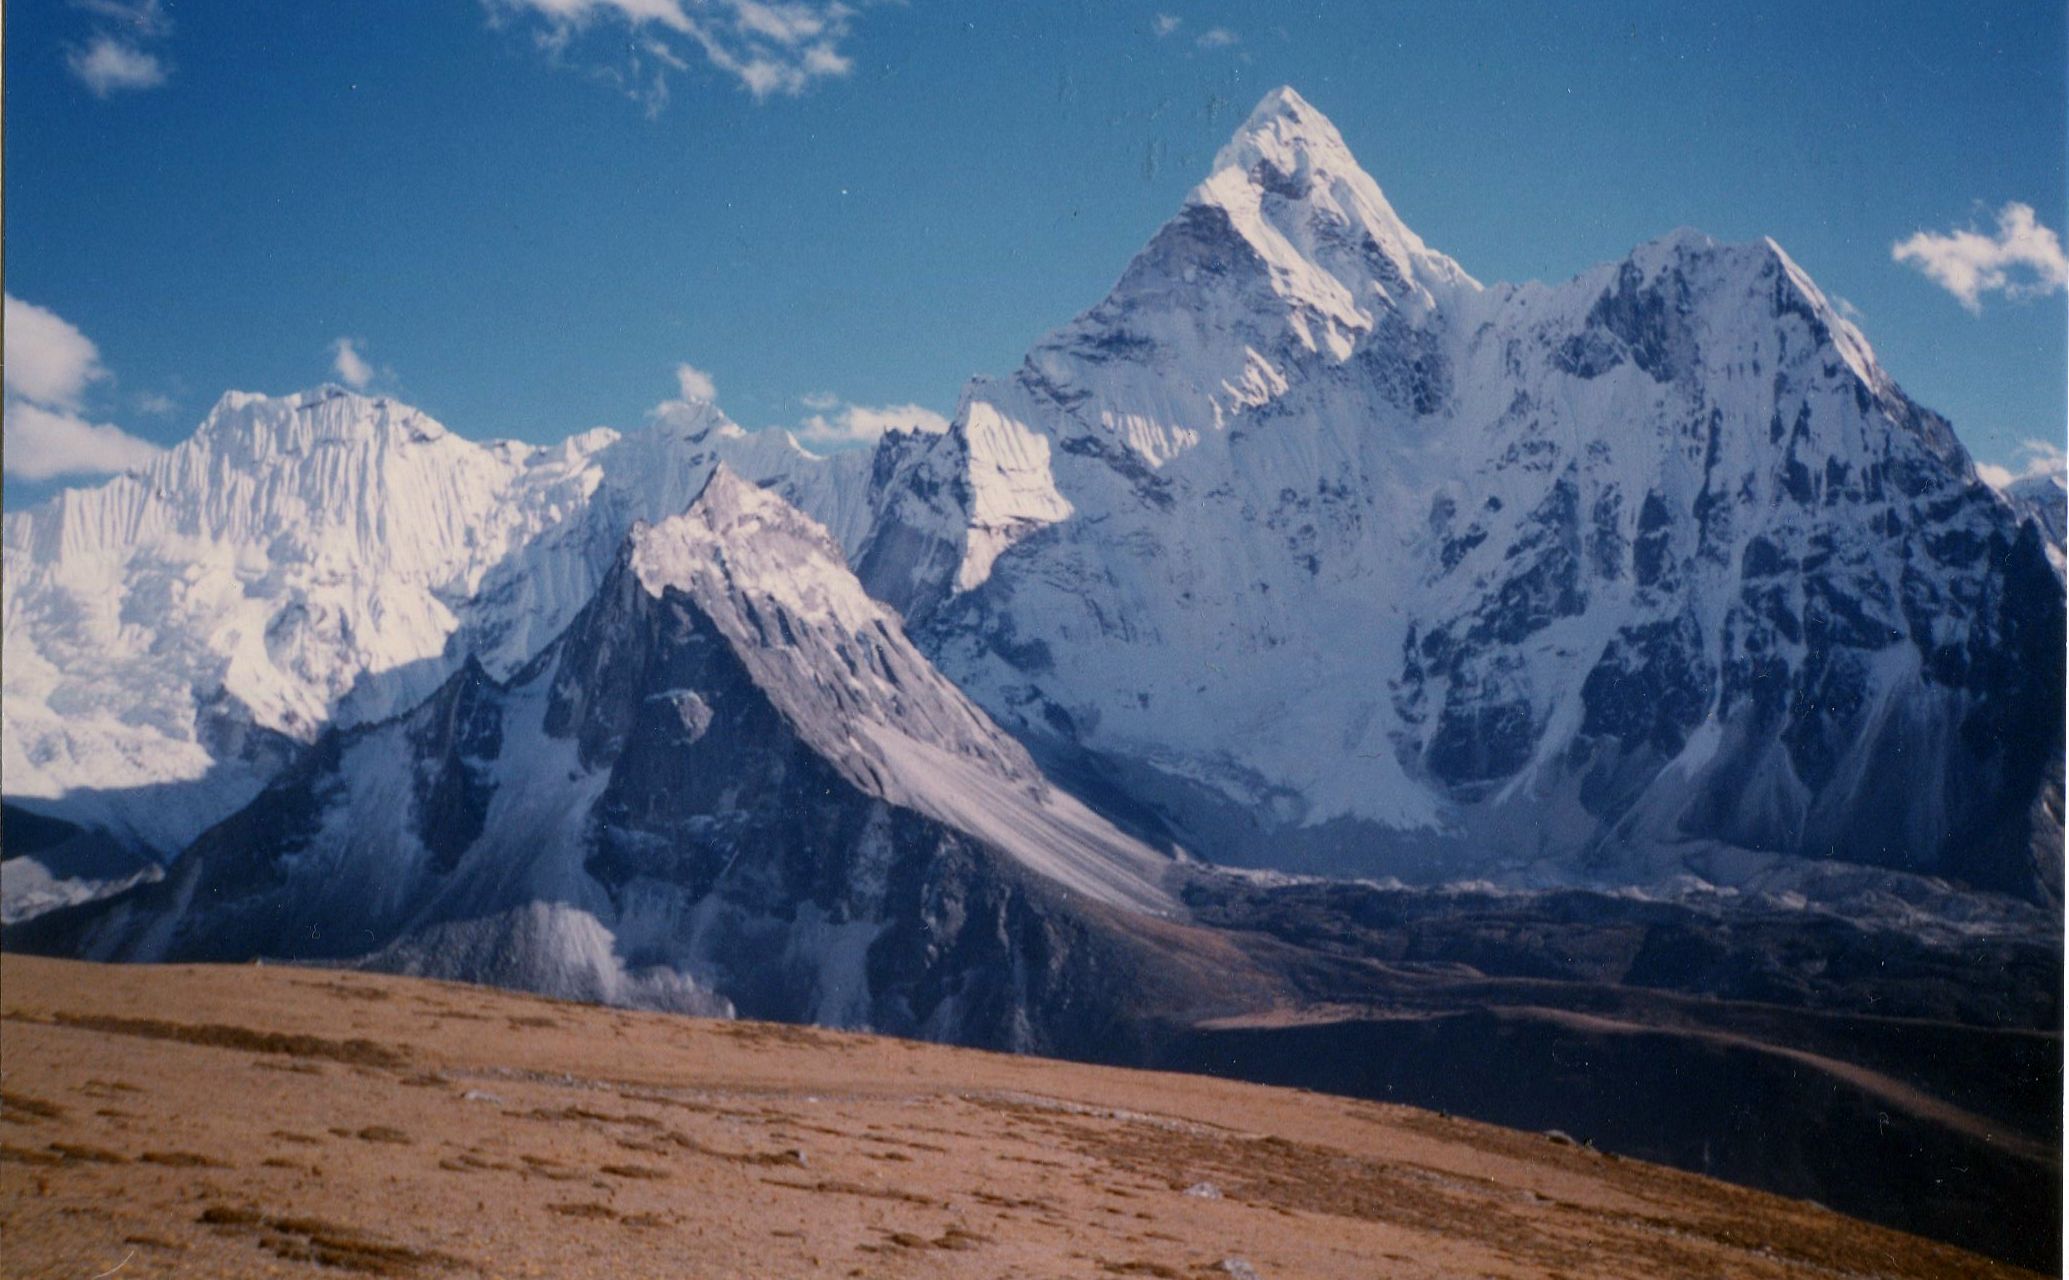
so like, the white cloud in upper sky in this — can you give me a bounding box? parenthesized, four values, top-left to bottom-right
(67, 35, 168, 94)
(331, 338, 376, 389)
(64, 1, 173, 97)
(794, 395, 949, 451)
(1195, 27, 1239, 49)
(72, 0, 172, 36)
(1976, 438, 2067, 491)
(1152, 14, 1182, 37)
(4, 294, 164, 481)
(486, 0, 861, 107)
(1892, 202, 2069, 314)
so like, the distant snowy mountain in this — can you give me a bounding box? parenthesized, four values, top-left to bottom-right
(5, 86, 2060, 925)
(2, 387, 871, 861)
(858, 86, 2064, 902)
(15, 469, 1205, 1050)
(2003, 471, 2066, 569)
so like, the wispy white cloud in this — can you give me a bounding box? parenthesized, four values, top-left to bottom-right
(64, 1, 172, 96)
(330, 338, 376, 389)
(1893, 202, 2069, 314)
(731, 0, 837, 45)
(486, 0, 861, 108)
(1152, 13, 1181, 37)
(67, 35, 167, 96)
(793, 395, 949, 451)
(72, 0, 171, 37)
(3, 294, 163, 481)
(1976, 438, 2067, 491)
(1195, 26, 1239, 49)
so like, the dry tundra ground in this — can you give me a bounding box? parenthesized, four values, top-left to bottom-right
(0, 954, 2034, 1279)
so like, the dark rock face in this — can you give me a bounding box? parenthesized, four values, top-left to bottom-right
(1553, 259, 1697, 383)
(852, 426, 974, 627)
(410, 660, 503, 875)
(1580, 616, 1714, 761)
(538, 546, 1172, 1053)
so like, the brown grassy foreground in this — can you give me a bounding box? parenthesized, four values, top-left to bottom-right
(0, 955, 2032, 1279)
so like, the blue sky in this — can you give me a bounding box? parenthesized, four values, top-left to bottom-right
(5, 0, 2064, 508)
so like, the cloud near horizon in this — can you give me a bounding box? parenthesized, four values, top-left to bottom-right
(4, 294, 164, 481)
(674, 362, 719, 403)
(331, 338, 376, 389)
(793, 394, 949, 450)
(1892, 202, 2069, 314)
(1976, 438, 2067, 492)
(646, 361, 723, 428)
(486, 0, 860, 110)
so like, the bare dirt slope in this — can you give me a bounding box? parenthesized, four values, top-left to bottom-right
(0, 955, 2033, 1279)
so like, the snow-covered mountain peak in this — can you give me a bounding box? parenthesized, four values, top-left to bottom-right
(1606, 229, 1888, 395)
(630, 461, 876, 634)
(1759, 237, 1889, 394)
(1533, 225, 1952, 479)
(861, 89, 2061, 905)
(1190, 85, 1478, 328)
(189, 385, 452, 458)
(1206, 85, 1360, 190)
(648, 395, 733, 441)
(936, 85, 1489, 513)
(684, 457, 769, 519)
(597, 469, 1178, 916)
(2003, 471, 2068, 570)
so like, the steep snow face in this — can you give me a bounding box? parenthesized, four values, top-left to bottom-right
(1037, 85, 1477, 460)
(20, 473, 1181, 1049)
(1, 387, 871, 856)
(620, 466, 1174, 915)
(860, 88, 1485, 607)
(860, 88, 2064, 901)
(1194, 85, 1478, 335)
